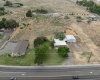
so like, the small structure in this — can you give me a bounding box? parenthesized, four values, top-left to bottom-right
(88, 16, 98, 21)
(54, 39, 67, 49)
(63, 35, 76, 42)
(12, 40, 29, 57)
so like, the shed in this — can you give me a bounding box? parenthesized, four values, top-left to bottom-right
(63, 35, 76, 42)
(12, 40, 29, 57)
(54, 39, 67, 49)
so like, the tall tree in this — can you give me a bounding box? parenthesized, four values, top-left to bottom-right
(34, 44, 49, 65)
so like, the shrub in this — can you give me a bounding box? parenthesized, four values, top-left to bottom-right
(57, 47, 69, 57)
(33, 9, 48, 14)
(26, 10, 32, 17)
(76, 16, 82, 19)
(54, 32, 65, 40)
(64, 16, 69, 19)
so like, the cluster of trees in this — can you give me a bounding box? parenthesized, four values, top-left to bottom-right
(26, 9, 48, 17)
(0, 7, 7, 16)
(76, 0, 100, 15)
(34, 37, 49, 65)
(0, 18, 19, 29)
(33, 9, 48, 14)
(76, 0, 95, 7)
(89, 5, 100, 15)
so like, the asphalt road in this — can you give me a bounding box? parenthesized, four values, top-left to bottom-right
(0, 65, 100, 80)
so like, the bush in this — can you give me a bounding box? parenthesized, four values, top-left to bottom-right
(26, 10, 32, 17)
(54, 32, 65, 40)
(57, 47, 69, 57)
(64, 16, 69, 19)
(76, 16, 82, 19)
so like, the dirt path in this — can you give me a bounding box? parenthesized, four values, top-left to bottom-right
(71, 23, 100, 63)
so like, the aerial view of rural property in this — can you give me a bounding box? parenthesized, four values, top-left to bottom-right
(0, 0, 100, 80)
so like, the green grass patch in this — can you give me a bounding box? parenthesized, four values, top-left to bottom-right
(44, 49, 66, 65)
(0, 49, 35, 66)
(0, 34, 4, 39)
(0, 49, 65, 66)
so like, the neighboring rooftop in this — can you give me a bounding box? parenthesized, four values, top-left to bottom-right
(12, 40, 29, 56)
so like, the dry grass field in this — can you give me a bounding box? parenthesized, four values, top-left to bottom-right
(0, 0, 100, 64)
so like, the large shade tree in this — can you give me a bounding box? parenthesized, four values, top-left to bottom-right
(34, 44, 49, 65)
(34, 36, 48, 48)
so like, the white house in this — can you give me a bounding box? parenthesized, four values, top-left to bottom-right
(54, 39, 67, 49)
(63, 35, 76, 42)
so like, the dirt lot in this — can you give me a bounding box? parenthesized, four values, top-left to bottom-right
(0, 0, 100, 64)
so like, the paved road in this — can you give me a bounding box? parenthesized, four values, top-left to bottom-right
(0, 65, 100, 80)
(1, 75, 100, 80)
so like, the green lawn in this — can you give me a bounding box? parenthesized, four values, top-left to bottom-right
(44, 49, 66, 65)
(0, 49, 65, 66)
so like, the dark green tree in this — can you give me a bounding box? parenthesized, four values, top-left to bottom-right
(5, 19, 19, 29)
(26, 10, 32, 17)
(34, 36, 48, 48)
(34, 44, 49, 65)
(57, 46, 69, 57)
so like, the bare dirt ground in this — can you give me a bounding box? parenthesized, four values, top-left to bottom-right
(0, 0, 100, 64)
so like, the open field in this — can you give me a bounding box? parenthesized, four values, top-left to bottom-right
(0, 0, 100, 65)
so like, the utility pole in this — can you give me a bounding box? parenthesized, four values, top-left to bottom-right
(88, 52, 92, 63)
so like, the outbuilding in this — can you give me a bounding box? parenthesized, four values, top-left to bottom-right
(63, 35, 76, 42)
